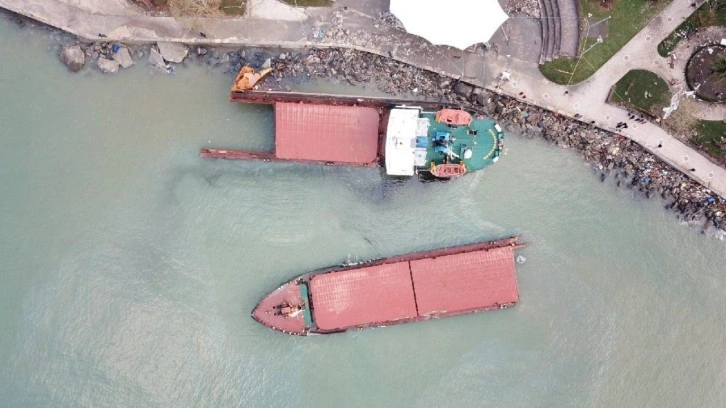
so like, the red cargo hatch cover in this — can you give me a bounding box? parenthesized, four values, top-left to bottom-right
(310, 263, 417, 331)
(274, 103, 381, 165)
(410, 247, 518, 316)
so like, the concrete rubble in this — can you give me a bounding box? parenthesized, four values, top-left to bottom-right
(59, 44, 84, 72)
(112, 46, 134, 68)
(45, 34, 726, 238)
(218, 46, 726, 237)
(156, 42, 188, 63)
(147, 48, 167, 70)
(97, 57, 120, 73)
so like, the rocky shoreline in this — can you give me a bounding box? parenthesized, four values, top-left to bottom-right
(6, 10, 725, 239)
(268, 48, 725, 239)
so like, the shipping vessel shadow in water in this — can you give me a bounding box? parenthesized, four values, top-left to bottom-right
(252, 237, 525, 336)
(200, 68, 506, 181)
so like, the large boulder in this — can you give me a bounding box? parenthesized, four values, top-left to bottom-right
(147, 48, 167, 70)
(97, 57, 120, 74)
(60, 45, 85, 72)
(112, 47, 134, 68)
(156, 42, 188, 63)
(476, 93, 488, 106)
(453, 82, 474, 97)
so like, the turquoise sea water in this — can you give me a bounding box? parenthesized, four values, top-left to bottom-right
(1, 17, 725, 407)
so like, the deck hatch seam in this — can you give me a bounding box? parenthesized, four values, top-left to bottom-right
(408, 261, 420, 316)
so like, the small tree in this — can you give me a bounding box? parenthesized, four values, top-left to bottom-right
(693, 8, 716, 27)
(713, 55, 726, 78)
(709, 0, 725, 11)
(130, 0, 167, 8)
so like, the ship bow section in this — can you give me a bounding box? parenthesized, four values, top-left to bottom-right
(251, 280, 311, 336)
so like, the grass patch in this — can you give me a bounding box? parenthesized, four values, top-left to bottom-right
(539, 0, 671, 84)
(221, 0, 245, 15)
(153, 0, 245, 16)
(280, 0, 332, 6)
(692, 120, 726, 159)
(658, 0, 726, 57)
(608, 70, 671, 116)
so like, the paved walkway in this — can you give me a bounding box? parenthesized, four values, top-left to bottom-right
(570, 3, 726, 122)
(647, 25, 726, 121)
(1, 0, 724, 197)
(246, 0, 307, 21)
(539, 0, 726, 193)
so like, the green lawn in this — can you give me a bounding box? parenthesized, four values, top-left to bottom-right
(608, 70, 671, 116)
(150, 0, 245, 15)
(280, 0, 332, 6)
(693, 120, 726, 160)
(221, 0, 245, 15)
(658, 1, 726, 57)
(539, 0, 671, 84)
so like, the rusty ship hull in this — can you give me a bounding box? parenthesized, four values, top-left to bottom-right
(251, 237, 525, 336)
(201, 89, 505, 179)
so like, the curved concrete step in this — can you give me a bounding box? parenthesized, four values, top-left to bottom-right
(551, 0, 562, 57)
(539, 0, 555, 62)
(538, 0, 550, 63)
(554, 0, 580, 57)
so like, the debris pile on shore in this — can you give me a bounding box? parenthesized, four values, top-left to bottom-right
(488, 94, 725, 236)
(58, 40, 191, 73)
(53, 35, 726, 237)
(227, 47, 726, 237)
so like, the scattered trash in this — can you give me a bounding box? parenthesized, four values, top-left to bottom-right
(312, 28, 325, 40)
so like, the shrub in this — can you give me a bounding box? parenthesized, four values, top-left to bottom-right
(714, 56, 726, 78)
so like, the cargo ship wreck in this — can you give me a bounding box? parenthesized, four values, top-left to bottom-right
(200, 68, 506, 179)
(252, 237, 525, 335)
